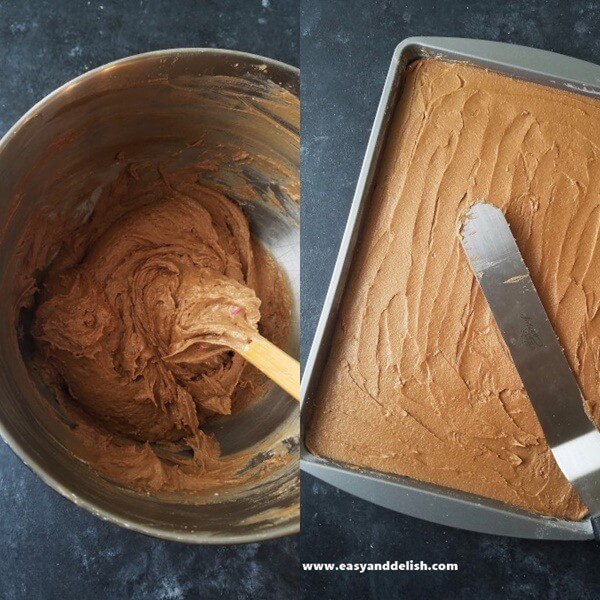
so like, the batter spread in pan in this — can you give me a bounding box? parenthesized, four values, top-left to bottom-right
(30, 161, 291, 492)
(306, 58, 600, 520)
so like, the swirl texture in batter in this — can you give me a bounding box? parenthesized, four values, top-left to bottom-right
(32, 162, 290, 491)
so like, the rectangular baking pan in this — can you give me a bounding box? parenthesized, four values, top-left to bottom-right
(301, 36, 600, 540)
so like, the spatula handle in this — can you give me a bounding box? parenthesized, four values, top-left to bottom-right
(239, 334, 300, 401)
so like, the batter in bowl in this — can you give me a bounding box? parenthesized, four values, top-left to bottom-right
(30, 160, 291, 492)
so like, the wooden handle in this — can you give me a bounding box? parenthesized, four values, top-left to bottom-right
(238, 335, 300, 401)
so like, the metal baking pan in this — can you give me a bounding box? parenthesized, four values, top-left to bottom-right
(301, 36, 600, 540)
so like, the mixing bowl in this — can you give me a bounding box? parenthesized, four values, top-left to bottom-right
(0, 49, 299, 543)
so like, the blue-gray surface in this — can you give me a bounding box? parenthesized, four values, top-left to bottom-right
(300, 0, 600, 598)
(0, 1, 298, 599)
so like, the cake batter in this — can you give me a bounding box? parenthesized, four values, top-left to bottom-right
(32, 161, 291, 492)
(307, 59, 600, 520)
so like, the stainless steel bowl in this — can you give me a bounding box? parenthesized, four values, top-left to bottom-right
(0, 49, 299, 543)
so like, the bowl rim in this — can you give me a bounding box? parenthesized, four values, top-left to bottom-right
(0, 47, 300, 545)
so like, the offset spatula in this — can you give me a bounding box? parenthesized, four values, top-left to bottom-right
(459, 202, 600, 532)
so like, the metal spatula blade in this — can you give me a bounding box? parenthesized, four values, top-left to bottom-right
(459, 202, 600, 520)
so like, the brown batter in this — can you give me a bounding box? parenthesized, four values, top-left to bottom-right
(32, 160, 291, 492)
(306, 58, 600, 520)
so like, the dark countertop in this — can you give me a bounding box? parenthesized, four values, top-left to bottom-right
(300, 0, 600, 598)
(0, 1, 298, 599)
